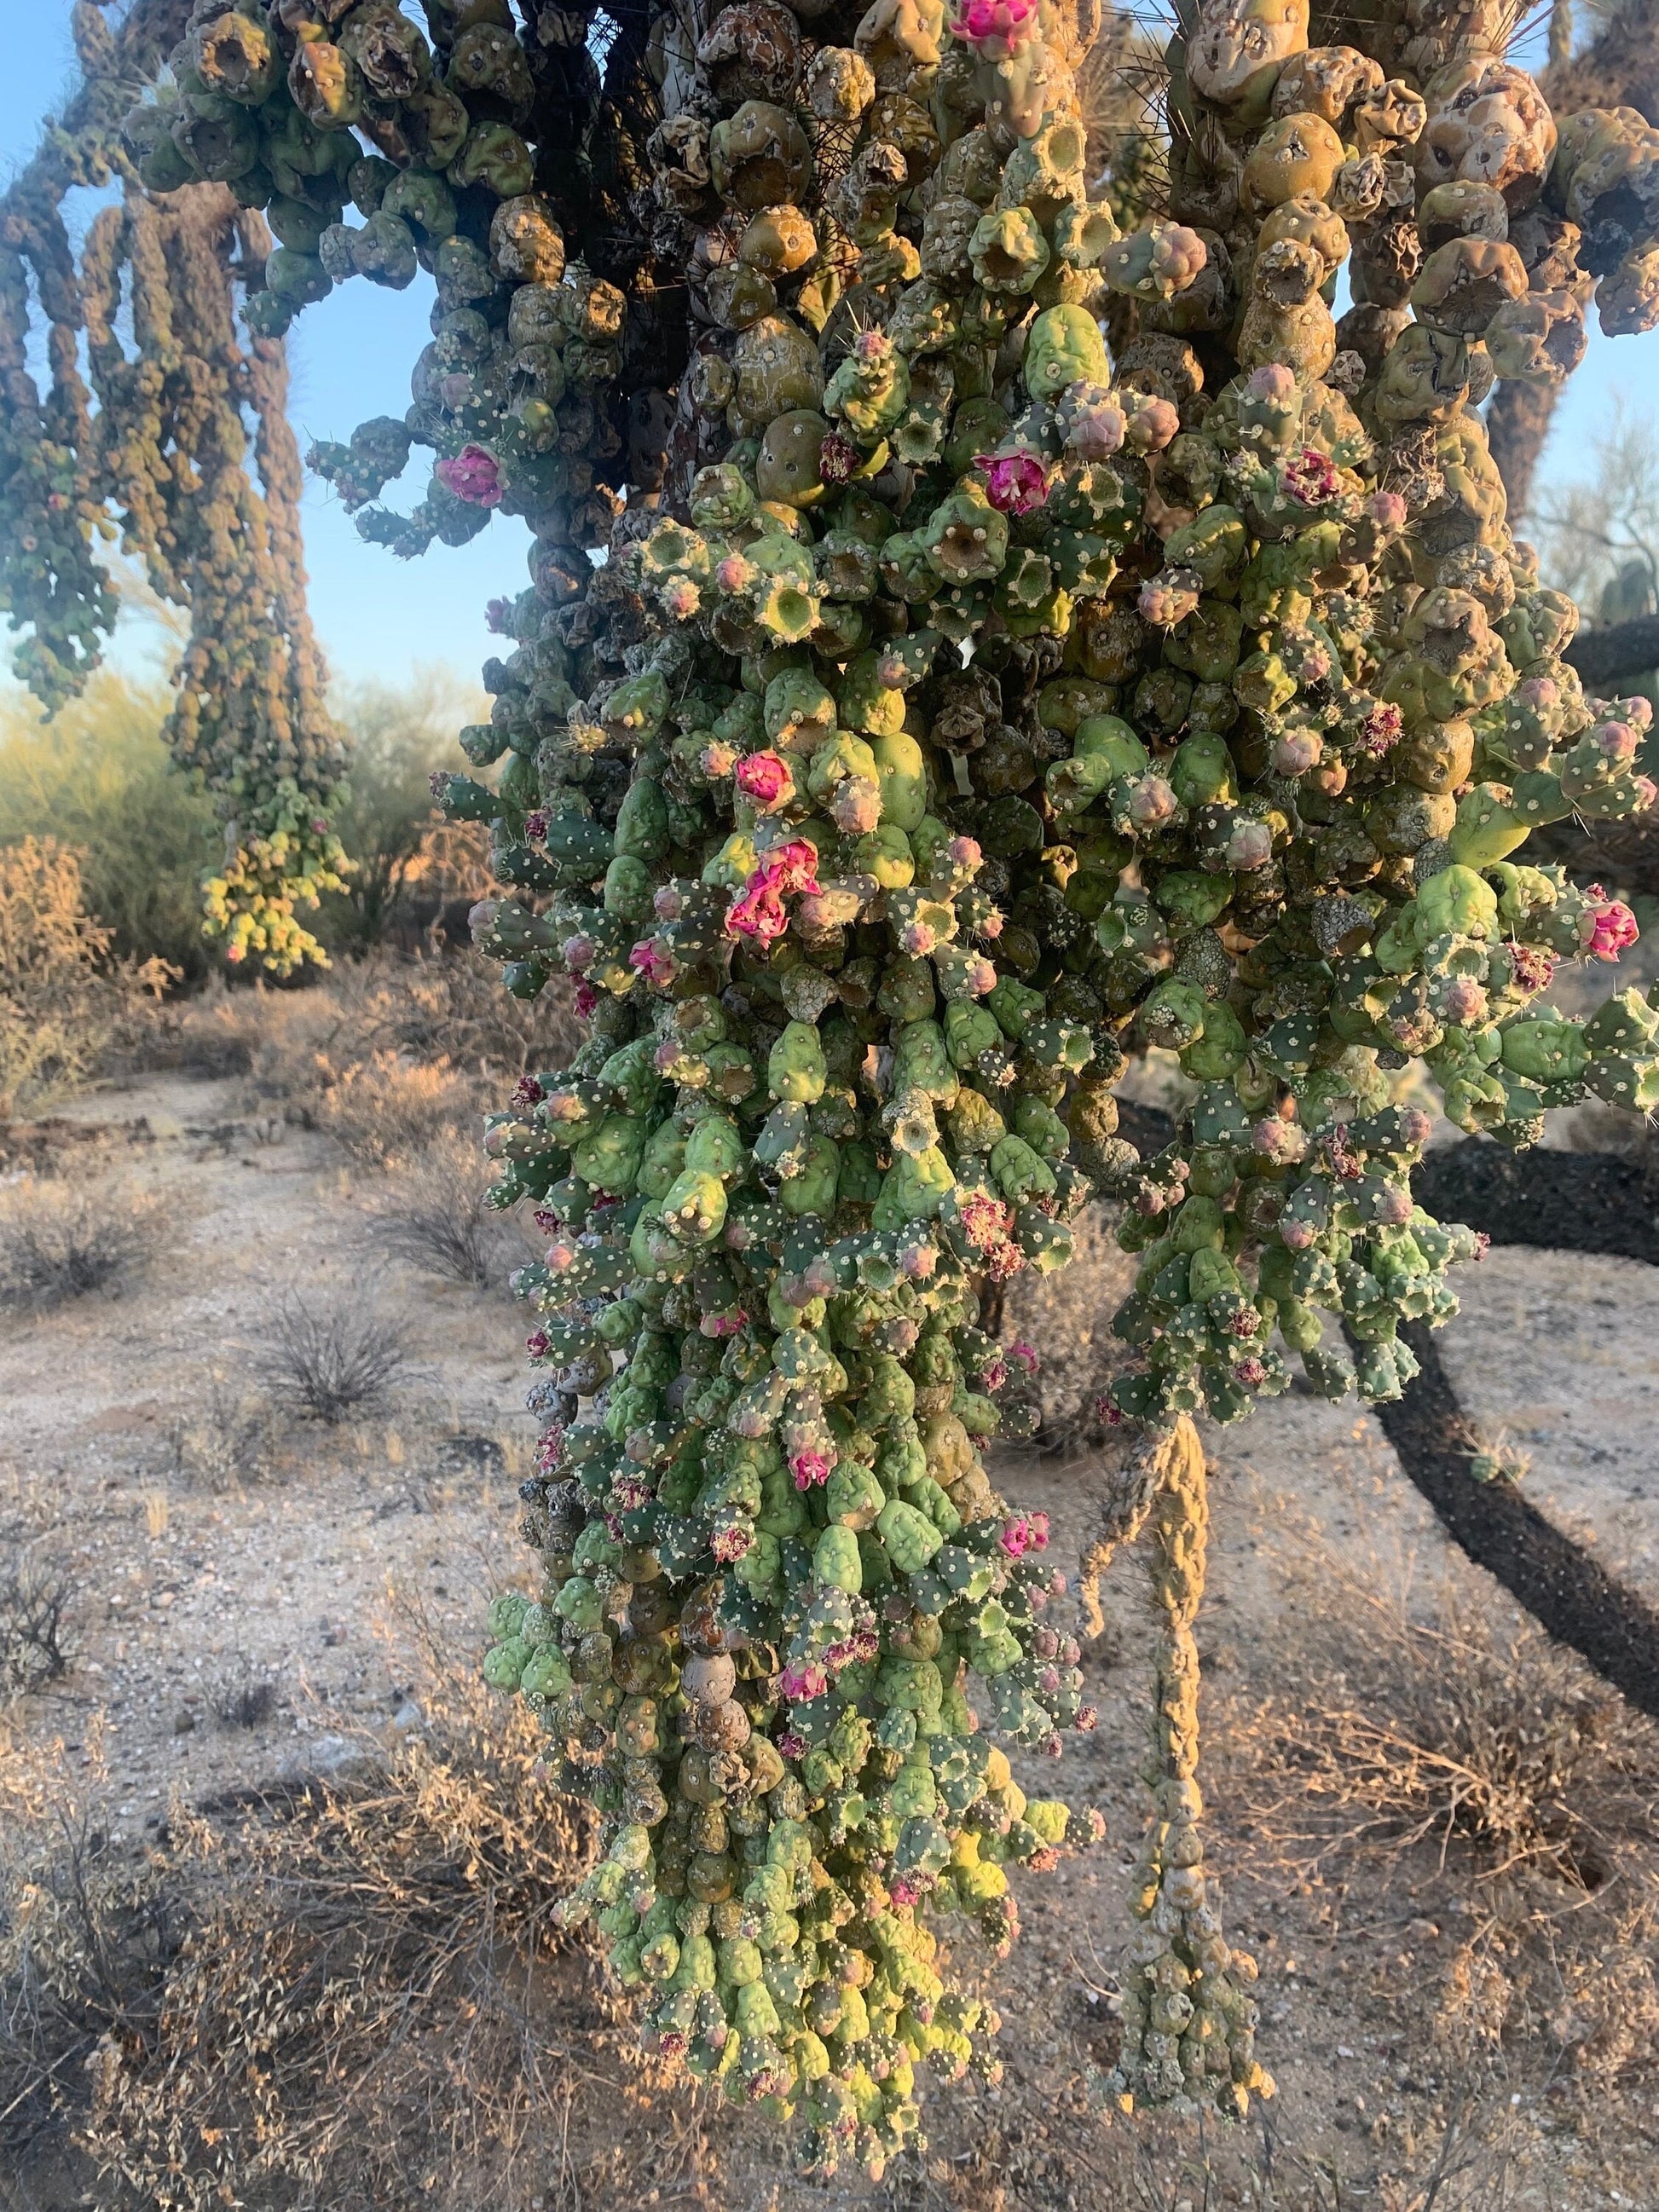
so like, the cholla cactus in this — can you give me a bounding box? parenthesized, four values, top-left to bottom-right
(21, 0, 1659, 2173)
(0, 0, 348, 975)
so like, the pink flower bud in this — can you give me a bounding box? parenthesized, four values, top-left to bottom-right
(735, 749, 794, 808)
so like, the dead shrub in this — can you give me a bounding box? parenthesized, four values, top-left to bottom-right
(0, 1560, 73, 1695)
(0, 1174, 161, 1309)
(373, 1129, 535, 1290)
(260, 1290, 410, 1424)
(210, 1667, 279, 1730)
(0, 836, 173, 1117)
(1225, 1552, 1659, 2104)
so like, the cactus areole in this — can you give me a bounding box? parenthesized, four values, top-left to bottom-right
(78, 0, 1659, 2172)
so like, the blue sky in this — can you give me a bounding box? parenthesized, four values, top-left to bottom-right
(4, 5, 1658, 704)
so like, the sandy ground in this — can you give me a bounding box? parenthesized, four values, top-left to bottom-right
(3, 1060, 1658, 2209)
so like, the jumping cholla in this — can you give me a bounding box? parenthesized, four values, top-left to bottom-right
(32, 0, 1659, 2175)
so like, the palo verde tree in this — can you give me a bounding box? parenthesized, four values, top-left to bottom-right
(70, 0, 1659, 2175)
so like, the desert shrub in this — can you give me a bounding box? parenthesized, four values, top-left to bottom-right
(211, 1668, 280, 1730)
(0, 1560, 73, 1696)
(261, 1289, 410, 1424)
(0, 839, 172, 1116)
(0, 1174, 161, 1309)
(304, 1047, 479, 1168)
(317, 672, 492, 954)
(0, 1608, 673, 2212)
(0, 673, 221, 977)
(373, 1129, 535, 1290)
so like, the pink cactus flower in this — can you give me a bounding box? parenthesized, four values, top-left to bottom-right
(511, 1073, 544, 1109)
(628, 937, 676, 988)
(1581, 888, 1639, 962)
(949, 0, 1039, 52)
(1356, 701, 1404, 758)
(661, 575, 702, 621)
(957, 1189, 1015, 1252)
(735, 749, 795, 808)
(485, 597, 513, 634)
(779, 1660, 829, 1701)
(999, 1518, 1031, 1558)
(978, 449, 1049, 516)
(1009, 1342, 1038, 1374)
(1508, 944, 1556, 995)
(525, 1330, 550, 1359)
(712, 1522, 754, 1564)
(1441, 976, 1488, 1025)
(818, 429, 862, 486)
(1232, 1356, 1268, 1388)
(725, 838, 822, 942)
(887, 1875, 922, 1909)
(1283, 445, 1341, 506)
(790, 1447, 833, 1490)
(573, 981, 600, 1017)
(435, 442, 503, 506)
(1093, 1395, 1124, 1427)
(430, 770, 450, 800)
(714, 552, 755, 594)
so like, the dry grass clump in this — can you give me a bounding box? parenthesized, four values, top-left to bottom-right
(160, 1372, 284, 1489)
(1226, 1552, 1659, 2105)
(259, 1289, 411, 1424)
(0, 1172, 163, 1309)
(0, 1608, 706, 2212)
(0, 836, 173, 1116)
(372, 1127, 536, 1290)
(997, 1203, 1138, 1453)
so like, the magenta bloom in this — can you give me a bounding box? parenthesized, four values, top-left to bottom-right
(790, 1447, 833, 1490)
(573, 981, 599, 1017)
(628, 937, 676, 988)
(1009, 1342, 1039, 1374)
(735, 749, 795, 809)
(485, 596, 512, 634)
(978, 449, 1049, 516)
(435, 442, 504, 507)
(1357, 701, 1404, 759)
(711, 1523, 754, 1564)
(725, 838, 822, 942)
(950, 0, 1038, 49)
(818, 429, 862, 487)
(1138, 569, 1202, 627)
(779, 1660, 829, 1701)
(1283, 446, 1341, 507)
(525, 1330, 550, 1360)
(1582, 891, 1640, 962)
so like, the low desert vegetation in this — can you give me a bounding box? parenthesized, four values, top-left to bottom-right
(0, 1172, 163, 1311)
(260, 1288, 413, 1427)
